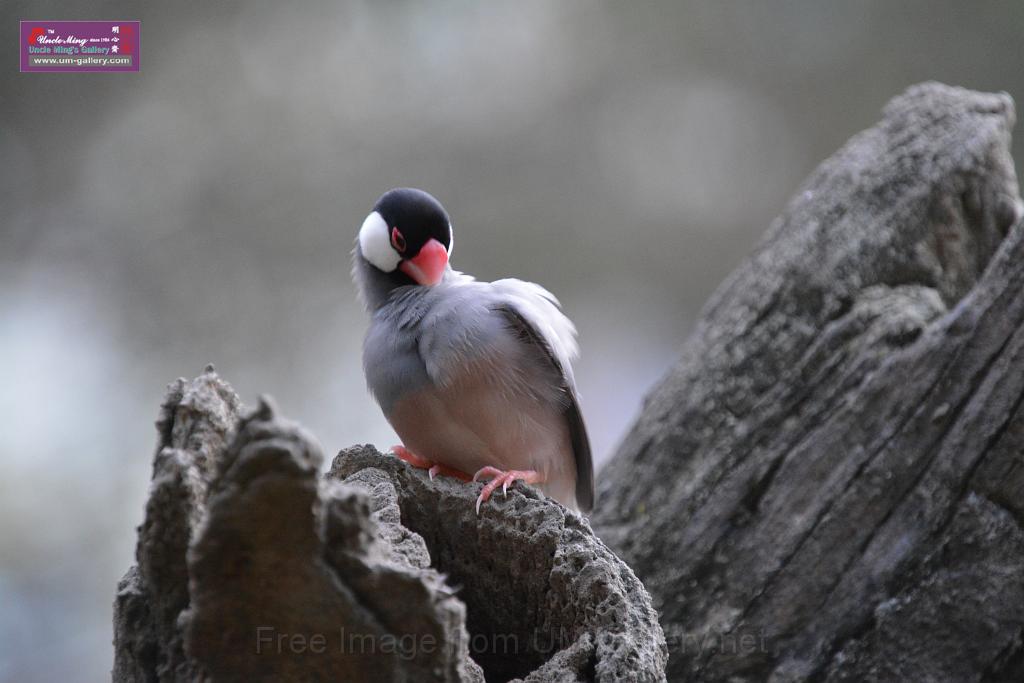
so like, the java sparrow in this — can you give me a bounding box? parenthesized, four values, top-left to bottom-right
(353, 188, 594, 513)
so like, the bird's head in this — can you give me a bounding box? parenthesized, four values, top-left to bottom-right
(357, 188, 453, 287)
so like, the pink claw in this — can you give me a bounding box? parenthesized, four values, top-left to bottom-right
(391, 444, 432, 469)
(390, 445, 472, 482)
(472, 466, 505, 482)
(471, 467, 543, 514)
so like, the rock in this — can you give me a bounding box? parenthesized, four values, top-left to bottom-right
(592, 82, 1024, 681)
(330, 446, 668, 682)
(113, 367, 666, 681)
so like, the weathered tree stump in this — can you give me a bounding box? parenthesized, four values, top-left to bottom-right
(593, 82, 1024, 682)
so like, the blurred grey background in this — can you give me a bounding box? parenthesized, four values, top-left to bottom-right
(2, 1, 1022, 680)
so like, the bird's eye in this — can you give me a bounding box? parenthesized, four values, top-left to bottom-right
(391, 227, 407, 253)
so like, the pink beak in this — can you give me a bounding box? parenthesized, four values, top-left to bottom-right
(400, 238, 448, 286)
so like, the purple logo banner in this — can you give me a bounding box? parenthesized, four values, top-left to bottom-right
(21, 20, 140, 72)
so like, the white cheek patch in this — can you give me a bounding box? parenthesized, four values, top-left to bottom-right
(447, 223, 454, 258)
(358, 211, 402, 272)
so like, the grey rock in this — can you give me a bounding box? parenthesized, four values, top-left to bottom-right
(114, 368, 484, 682)
(330, 446, 668, 682)
(593, 82, 1024, 681)
(114, 368, 666, 681)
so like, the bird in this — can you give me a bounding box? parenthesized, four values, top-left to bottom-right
(352, 187, 594, 514)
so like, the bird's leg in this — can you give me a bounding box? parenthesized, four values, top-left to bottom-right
(390, 445, 472, 482)
(471, 467, 544, 514)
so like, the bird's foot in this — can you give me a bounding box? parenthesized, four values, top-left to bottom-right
(390, 445, 472, 482)
(471, 466, 543, 514)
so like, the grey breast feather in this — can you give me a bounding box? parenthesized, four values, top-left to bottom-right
(363, 272, 594, 511)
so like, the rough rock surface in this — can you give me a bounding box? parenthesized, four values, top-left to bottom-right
(113, 367, 666, 682)
(330, 446, 667, 682)
(593, 82, 1024, 681)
